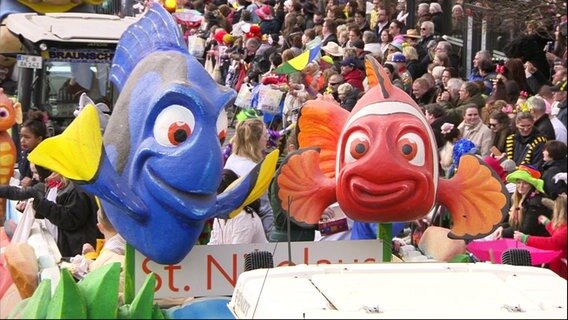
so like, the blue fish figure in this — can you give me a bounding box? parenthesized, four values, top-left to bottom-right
(29, 3, 278, 264)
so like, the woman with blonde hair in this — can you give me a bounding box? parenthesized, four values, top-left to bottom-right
(209, 118, 271, 244)
(403, 45, 423, 80)
(515, 194, 567, 279)
(494, 165, 553, 239)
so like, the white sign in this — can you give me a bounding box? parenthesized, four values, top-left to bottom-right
(134, 240, 383, 298)
(16, 55, 42, 69)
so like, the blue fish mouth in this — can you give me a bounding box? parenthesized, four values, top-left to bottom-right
(142, 164, 217, 222)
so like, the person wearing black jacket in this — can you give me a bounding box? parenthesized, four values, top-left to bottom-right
(0, 169, 101, 257)
(32, 173, 101, 258)
(541, 140, 567, 200)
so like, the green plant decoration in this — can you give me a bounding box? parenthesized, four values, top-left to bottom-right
(8, 261, 168, 319)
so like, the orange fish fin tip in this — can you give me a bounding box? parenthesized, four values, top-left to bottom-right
(298, 102, 348, 179)
(437, 155, 509, 240)
(275, 148, 337, 225)
(364, 55, 393, 95)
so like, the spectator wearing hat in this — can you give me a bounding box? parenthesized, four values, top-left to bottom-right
(494, 165, 553, 239)
(504, 112, 548, 171)
(551, 80, 567, 127)
(390, 52, 412, 93)
(256, 5, 281, 35)
(403, 28, 427, 63)
(386, 41, 403, 60)
(340, 57, 365, 92)
(246, 0, 264, 24)
(321, 41, 344, 70)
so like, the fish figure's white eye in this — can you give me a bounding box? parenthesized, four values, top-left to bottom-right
(154, 105, 195, 147)
(397, 132, 425, 166)
(344, 131, 370, 163)
(217, 108, 228, 143)
(0, 107, 10, 120)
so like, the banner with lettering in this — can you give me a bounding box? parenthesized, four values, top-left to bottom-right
(134, 240, 383, 298)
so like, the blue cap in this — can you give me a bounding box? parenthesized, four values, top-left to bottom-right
(392, 52, 406, 63)
(340, 57, 357, 67)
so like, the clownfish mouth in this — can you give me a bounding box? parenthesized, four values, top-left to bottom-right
(350, 176, 416, 207)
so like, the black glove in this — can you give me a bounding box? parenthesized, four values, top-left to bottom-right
(25, 187, 44, 200)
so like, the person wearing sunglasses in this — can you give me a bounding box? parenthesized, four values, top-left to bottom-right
(326, 74, 344, 102)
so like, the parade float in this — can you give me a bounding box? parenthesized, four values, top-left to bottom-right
(0, 2, 566, 319)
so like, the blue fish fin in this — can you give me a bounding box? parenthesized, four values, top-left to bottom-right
(110, 3, 186, 91)
(274, 147, 337, 226)
(216, 150, 279, 218)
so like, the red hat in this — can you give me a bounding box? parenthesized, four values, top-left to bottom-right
(483, 156, 506, 182)
(255, 5, 274, 21)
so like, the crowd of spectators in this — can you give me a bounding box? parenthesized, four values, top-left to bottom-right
(165, 0, 568, 276)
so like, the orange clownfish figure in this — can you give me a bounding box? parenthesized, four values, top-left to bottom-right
(274, 56, 509, 241)
(0, 88, 22, 226)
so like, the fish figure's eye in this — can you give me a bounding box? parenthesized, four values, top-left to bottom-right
(154, 105, 195, 147)
(0, 107, 10, 120)
(344, 131, 370, 163)
(217, 109, 228, 144)
(397, 133, 425, 166)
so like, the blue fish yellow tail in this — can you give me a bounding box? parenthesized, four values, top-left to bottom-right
(437, 155, 509, 239)
(218, 149, 280, 218)
(28, 105, 102, 182)
(28, 105, 148, 219)
(274, 148, 337, 226)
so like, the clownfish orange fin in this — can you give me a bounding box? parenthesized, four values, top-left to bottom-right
(364, 55, 393, 95)
(437, 155, 509, 240)
(275, 148, 337, 226)
(298, 101, 349, 179)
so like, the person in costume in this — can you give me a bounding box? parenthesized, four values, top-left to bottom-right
(504, 111, 548, 171)
(494, 165, 553, 239)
